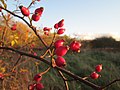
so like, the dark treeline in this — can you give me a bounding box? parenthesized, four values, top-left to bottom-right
(90, 36, 120, 48)
(81, 36, 120, 52)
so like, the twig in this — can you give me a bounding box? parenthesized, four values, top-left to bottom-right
(40, 67, 51, 75)
(1, 27, 7, 46)
(100, 79, 120, 90)
(58, 70, 69, 90)
(49, 29, 57, 48)
(12, 55, 22, 72)
(27, 0, 36, 9)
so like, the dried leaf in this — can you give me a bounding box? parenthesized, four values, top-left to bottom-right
(0, 67, 6, 73)
(0, 0, 7, 9)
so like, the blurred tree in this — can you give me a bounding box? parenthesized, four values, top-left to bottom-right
(90, 36, 120, 48)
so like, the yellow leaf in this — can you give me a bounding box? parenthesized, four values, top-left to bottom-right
(35, 62, 39, 66)
(20, 69, 28, 73)
(11, 40, 15, 46)
(0, 67, 6, 73)
(14, 39, 18, 43)
(15, 36, 19, 39)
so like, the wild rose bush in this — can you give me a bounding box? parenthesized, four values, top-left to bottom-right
(0, 0, 119, 90)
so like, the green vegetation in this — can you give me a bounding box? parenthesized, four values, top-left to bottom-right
(65, 50, 120, 90)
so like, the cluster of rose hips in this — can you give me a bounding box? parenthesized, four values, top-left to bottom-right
(90, 64, 102, 79)
(32, 7, 44, 21)
(51, 19, 82, 67)
(0, 5, 37, 31)
(54, 19, 65, 35)
(10, 0, 43, 31)
(43, 27, 52, 36)
(19, 5, 44, 21)
(42, 19, 65, 36)
(54, 40, 81, 67)
(28, 74, 44, 90)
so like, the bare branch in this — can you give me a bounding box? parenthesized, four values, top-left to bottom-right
(58, 70, 69, 90)
(101, 79, 120, 90)
(12, 55, 22, 72)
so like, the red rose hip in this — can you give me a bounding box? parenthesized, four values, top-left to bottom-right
(55, 46, 68, 56)
(43, 27, 52, 31)
(58, 19, 64, 27)
(32, 14, 40, 21)
(33, 74, 42, 82)
(95, 64, 102, 72)
(35, 7, 44, 16)
(57, 28, 65, 35)
(90, 72, 100, 79)
(36, 83, 44, 90)
(54, 39, 65, 48)
(11, 24, 17, 31)
(19, 6, 30, 16)
(55, 56, 66, 67)
(28, 84, 36, 90)
(70, 41, 81, 52)
(54, 23, 58, 29)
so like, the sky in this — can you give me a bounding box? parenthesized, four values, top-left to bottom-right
(6, 0, 120, 40)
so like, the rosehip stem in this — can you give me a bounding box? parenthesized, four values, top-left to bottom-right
(28, 16, 33, 26)
(58, 70, 69, 90)
(12, 55, 22, 72)
(51, 58, 56, 67)
(40, 67, 51, 76)
(1, 27, 7, 47)
(40, 49, 49, 58)
(82, 76, 89, 80)
(49, 29, 57, 48)
(27, 0, 36, 9)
